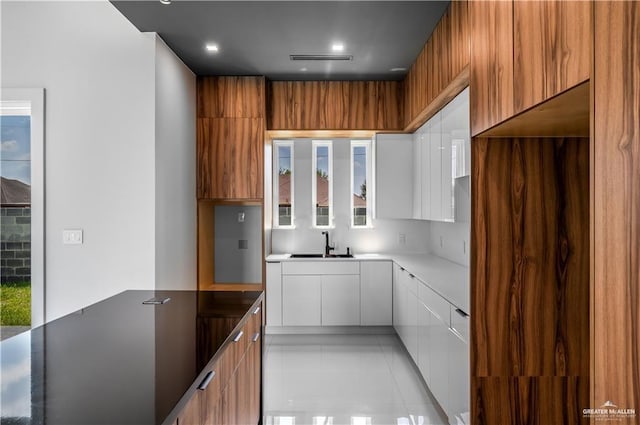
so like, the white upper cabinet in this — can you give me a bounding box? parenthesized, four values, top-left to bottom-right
(442, 87, 471, 179)
(375, 133, 414, 220)
(375, 87, 469, 223)
(419, 123, 431, 220)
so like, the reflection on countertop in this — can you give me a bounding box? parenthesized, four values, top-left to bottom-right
(0, 290, 263, 425)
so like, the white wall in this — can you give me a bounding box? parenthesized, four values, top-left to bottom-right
(271, 139, 431, 254)
(154, 36, 196, 290)
(1, 1, 196, 320)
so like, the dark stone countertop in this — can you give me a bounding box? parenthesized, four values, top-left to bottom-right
(0, 290, 264, 425)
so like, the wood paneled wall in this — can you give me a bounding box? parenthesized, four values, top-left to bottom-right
(471, 137, 590, 423)
(403, 0, 469, 129)
(266, 80, 402, 130)
(593, 1, 640, 415)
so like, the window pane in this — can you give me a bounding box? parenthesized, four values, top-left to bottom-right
(352, 145, 367, 226)
(316, 146, 329, 227)
(277, 145, 292, 226)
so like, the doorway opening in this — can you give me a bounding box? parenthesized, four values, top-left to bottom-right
(0, 89, 44, 340)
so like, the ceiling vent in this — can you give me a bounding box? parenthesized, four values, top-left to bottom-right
(290, 54, 353, 61)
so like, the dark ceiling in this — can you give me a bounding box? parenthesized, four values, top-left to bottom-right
(110, 1, 449, 80)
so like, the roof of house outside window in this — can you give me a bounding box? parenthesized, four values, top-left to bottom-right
(0, 177, 30, 205)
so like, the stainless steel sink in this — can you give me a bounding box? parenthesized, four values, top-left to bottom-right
(290, 253, 354, 258)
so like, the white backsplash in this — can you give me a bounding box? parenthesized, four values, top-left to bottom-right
(428, 176, 470, 266)
(272, 218, 431, 255)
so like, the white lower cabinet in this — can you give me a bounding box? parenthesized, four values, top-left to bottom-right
(266, 262, 282, 326)
(361, 261, 393, 325)
(282, 275, 322, 326)
(321, 274, 360, 325)
(429, 306, 451, 415)
(447, 325, 470, 424)
(417, 300, 431, 385)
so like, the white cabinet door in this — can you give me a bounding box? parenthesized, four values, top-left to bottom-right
(266, 262, 282, 327)
(412, 130, 423, 220)
(442, 87, 470, 179)
(360, 261, 393, 326)
(405, 276, 419, 364)
(440, 126, 454, 221)
(417, 300, 431, 385)
(419, 122, 431, 220)
(393, 263, 402, 335)
(321, 274, 360, 326)
(376, 133, 414, 219)
(429, 308, 450, 415)
(282, 275, 321, 326)
(447, 323, 470, 424)
(429, 113, 442, 221)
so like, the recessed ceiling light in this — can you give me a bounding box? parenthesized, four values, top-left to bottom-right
(300, 67, 308, 72)
(159, 0, 171, 5)
(331, 43, 345, 52)
(205, 44, 219, 53)
(390, 67, 407, 72)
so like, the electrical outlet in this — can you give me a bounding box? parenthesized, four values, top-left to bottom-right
(63, 229, 83, 245)
(237, 212, 245, 223)
(398, 233, 406, 245)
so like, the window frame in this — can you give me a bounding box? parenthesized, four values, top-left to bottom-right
(350, 139, 373, 228)
(272, 140, 295, 229)
(311, 140, 333, 229)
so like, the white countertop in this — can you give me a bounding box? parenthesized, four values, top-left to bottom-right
(266, 252, 469, 313)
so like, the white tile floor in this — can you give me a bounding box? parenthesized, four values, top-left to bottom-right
(263, 334, 448, 425)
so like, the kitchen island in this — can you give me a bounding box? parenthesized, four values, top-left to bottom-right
(0, 290, 264, 425)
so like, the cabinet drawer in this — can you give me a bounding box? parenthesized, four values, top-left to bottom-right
(450, 306, 469, 344)
(282, 261, 359, 275)
(418, 283, 450, 325)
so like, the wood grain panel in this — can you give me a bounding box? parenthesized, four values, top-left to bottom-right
(479, 81, 589, 139)
(267, 80, 402, 130)
(473, 377, 589, 425)
(197, 118, 264, 200)
(402, 0, 469, 129)
(514, 1, 591, 114)
(450, 0, 470, 82)
(197, 76, 265, 118)
(593, 1, 640, 415)
(469, 0, 514, 136)
(471, 137, 589, 378)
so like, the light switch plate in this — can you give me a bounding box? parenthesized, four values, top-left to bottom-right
(63, 229, 83, 245)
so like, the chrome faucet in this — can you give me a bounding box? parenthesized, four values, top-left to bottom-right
(322, 231, 334, 256)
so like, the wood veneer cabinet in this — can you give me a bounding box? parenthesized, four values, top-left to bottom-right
(196, 76, 265, 200)
(267, 80, 402, 130)
(471, 0, 591, 136)
(469, 0, 514, 136)
(513, 1, 591, 114)
(197, 118, 264, 199)
(403, 0, 469, 130)
(177, 302, 263, 425)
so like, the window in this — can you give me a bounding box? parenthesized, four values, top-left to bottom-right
(351, 140, 372, 227)
(312, 140, 333, 228)
(273, 140, 294, 228)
